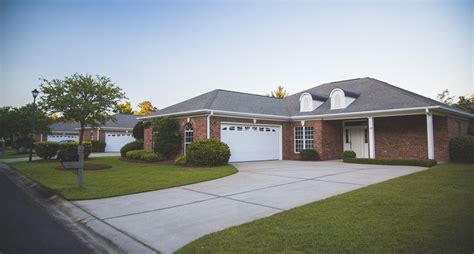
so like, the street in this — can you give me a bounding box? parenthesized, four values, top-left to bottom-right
(0, 172, 92, 254)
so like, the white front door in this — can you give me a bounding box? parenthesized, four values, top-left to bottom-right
(105, 132, 135, 152)
(220, 124, 281, 162)
(343, 127, 369, 158)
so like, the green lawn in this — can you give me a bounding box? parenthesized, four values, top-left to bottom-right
(178, 163, 474, 253)
(10, 157, 237, 200)
(0, 149, 35, 159)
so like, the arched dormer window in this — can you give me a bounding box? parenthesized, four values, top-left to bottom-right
(184, 123, 193, 154)
(330, 88, 346, 110)
(299, 93, 314, 112)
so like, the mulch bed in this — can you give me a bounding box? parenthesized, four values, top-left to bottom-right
(56, 162, 111, 171)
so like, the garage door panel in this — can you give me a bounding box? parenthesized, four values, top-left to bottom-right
(105, 132, 135, 152)
(221, 124, 281, 162)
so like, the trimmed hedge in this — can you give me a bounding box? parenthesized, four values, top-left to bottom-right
(35, 142, 60, 160)
(126, 149, 165, 162)
(58, 142, 92, 161)
(175, 155, 187, 166)
(450, 136, 474, 162)
(344, 158, 437, 167)
(300, 149, 320, 161)
(186, 139, 231, 166)
(91, 141, 106, 153)
(152, 117, 180, 158)
(120, 140, 143, 158)
(343, 150, 357, 160)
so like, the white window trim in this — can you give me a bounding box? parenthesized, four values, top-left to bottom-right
(184, 123, 194, 155)
(299, 92, 314, 112)
(294, 126, 314, 153)
(330, 88, 346, 110)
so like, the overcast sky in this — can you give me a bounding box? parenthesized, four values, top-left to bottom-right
(1, 0, 473, 109)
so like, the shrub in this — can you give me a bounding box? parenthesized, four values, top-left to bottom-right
(120, 140, 143, 158)
(58, 142, 92, 161)
(343, 150, 357, 160)
(91, 140, 106, 152)
(186, 139, 231, 166)
(175, 155, 187, 166)
(150, 117, 180, 158)
(133, 121, 144, 140)
(450, 136, 474, 162)
(35, 142, 60, 160)
(344, 158, 437, 167)
(126, 149, 164, 162)
(300, 149, 320, 161)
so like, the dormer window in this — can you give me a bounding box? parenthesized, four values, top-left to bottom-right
(299, 92, 328, 112)
(300, 93, 313, 112)
(330, 88, 345, 109)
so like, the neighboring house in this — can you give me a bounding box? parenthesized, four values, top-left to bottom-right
(139, 78, 474, 162)
(36, 114, 138, 152)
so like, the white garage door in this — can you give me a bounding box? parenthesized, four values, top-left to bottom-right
(47, 134, 79, 142)
(105, 132, 135, 152)
(221, 124, 281, 162)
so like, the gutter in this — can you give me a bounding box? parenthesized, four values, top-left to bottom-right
(136, 105, 474, 122)
(207, 111, 214, 138)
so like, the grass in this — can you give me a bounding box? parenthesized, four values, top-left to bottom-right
(178, 163, 474, 253)
(10, 157, 237, 200)
(0, 149, 35, 159)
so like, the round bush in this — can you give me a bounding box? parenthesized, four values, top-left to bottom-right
(186, 139, 231, 166)
(91, 140, 106, 152)
(175, 155, 187, 166)
(35, 142, 60, 160)
(120, 140, 143, 158)
(342, 150, 357, 160)
(58, 142, 92, 161)
(126, 149, 165, 162)
(300, 149, 320, 161)
(126, 150, 145, 160)
(450, 136, 474, 162)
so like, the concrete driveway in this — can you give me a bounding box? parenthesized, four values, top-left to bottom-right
(75, 160, 425, 253)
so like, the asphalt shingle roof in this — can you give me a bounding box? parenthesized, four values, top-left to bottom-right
(146, 77, 470, 118)
(50, 114, 138, 131)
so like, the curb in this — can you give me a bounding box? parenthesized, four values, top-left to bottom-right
(0, 162, 157, 254)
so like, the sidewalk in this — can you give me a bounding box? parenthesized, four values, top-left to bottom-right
(0, 152, 120, 163)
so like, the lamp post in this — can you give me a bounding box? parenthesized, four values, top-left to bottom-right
(29, 89, 39, 162)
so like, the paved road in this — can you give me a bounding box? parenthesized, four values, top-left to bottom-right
(76, 160, 426, 253)
(0, 172, 92, 254)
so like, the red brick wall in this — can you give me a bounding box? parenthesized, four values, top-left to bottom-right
(176, 116, 208, 156)
(373, 114, 463, 162)
(447, 117, 470, 140)
(321, 120, 344, 160)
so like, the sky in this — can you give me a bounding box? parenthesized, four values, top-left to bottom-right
(1, 0, 473, 110)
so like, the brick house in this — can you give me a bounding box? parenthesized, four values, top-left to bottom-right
(139, 78, 473, 162)
(37, 114, 138, 152)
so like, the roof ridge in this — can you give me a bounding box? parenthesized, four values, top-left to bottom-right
(206, 89, 221, 109)
(215, 89, 283, 99)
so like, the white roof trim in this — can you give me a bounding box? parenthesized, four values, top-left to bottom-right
(138, 106, 474, 121)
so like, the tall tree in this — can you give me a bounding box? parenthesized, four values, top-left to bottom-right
(270, 85, 289, 98)
(454, 96, 474, 113)
(437, 89, 454, 105)
(134, 101, 157, 115)
(114, 101, 133, 114)
(40, 73, 126, 144)
(0, 105, 51, 140)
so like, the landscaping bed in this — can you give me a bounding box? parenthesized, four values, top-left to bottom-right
(10, 156, 237, 200)
(178, 163, 474, 253)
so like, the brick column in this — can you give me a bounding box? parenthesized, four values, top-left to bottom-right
(144, 127, 153, 152)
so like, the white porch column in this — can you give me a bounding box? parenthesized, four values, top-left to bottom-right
(368, 117, 375, 159)
(426, 109, 435, 159)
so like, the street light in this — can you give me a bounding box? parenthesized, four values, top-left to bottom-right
(29, 89, 39, 162)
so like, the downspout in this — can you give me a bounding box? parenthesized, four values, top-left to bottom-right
(207, 111, 214, 139)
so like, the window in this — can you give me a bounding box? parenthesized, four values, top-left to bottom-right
(184, 123, 193, 154)
(330, 88, 346, 110)
(294, 126, 314, 153)
(299, 93, 314, 112)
